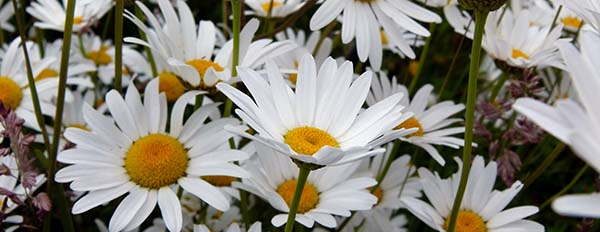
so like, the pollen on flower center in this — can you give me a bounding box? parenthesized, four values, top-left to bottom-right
(288, 61, 299, 85)
(261, 0, 283, 13)
(186, 59, 225, 77)
(284, 126, 339, 156)
(395, 117, 424, 137)
(372, 187, 384, 205)
(86, 45, 112, 66)
(0, 77, 23, 110)
(511, 48, 529, 60)
(158, 72, 186, 102)
(444, 210, 488, 232)
(380, 30, 389, 45)
(561, 16, 583, 29)
(124, 133, 189, 189)
(35, 68, 59, 81)
(73, 16, 84, 25)
(203, 176, 236, 187)
(277, 179, 319, 213)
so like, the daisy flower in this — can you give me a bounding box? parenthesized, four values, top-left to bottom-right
(217, 54, 414, 166)
(344, 151, 420, 232)
(125, 0, 296, 89)
(195, 222, 262, 232)
(483, 8, 566, 70)
(309, 0, 442, 70)
(0, 0, 14, 32)
(367, 73, 465, 165)
(245, 0, 304, 18)
(274, 29, 332, 85)
(341, 210, 409, 232)
(0, 38, 57, 131)
(27, 0, 112, 32)
(235, 144, 378, 228)
(513, 30, 600, 218)
(402, 156, 544, 232)
(562, 0, 600, 31)
(54, 79, 250, 232)
(534, 0, 584, 32)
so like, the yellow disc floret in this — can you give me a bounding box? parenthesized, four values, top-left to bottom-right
(284, 126, 339, 156)
(395, 117, 425, 137)
(277, 179, 319, 213)
(158, 72, 186, 102)
(35, 68, 59, 81)
(372, 187, 383, 205)
(73, 16, 84, 25)
(203, 176, 236, 187)
(125, 133, 189, 189)
(444, 210, 488, 232)
(0, 77, 23, 110)
(261, 0, 283, 13)
(561, 16, 583, 30)
(186, 59, 225, 77)
(511, 48, 529, 60)
(87, 45, 112, 66)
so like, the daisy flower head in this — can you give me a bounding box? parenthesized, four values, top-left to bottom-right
(55, 79, 250, 232)
(245, 0, 305, 18)
(0, 38, 58, 131)
(309, 0, 442, 70)
(217, 54, 415, 167)
(195, 222, 262, 232)
(402, 156, 544, 232)
(97, 45, 154, 86)
(533, 0, 584, 32)
(562, 0, 600, 31)
(235, 143, 378, 228)
(420, 0, 475, 38)
(125, 0, 296, 90)
(274, 29, 333, 85)
(27, 0, 112, 32)
(514, 30, 600, 218)
(367, 73, 465, 166)
(483, 8, 566, 71)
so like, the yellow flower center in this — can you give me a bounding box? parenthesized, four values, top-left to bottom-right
(124, 134, 189, 189)
(561, 16, 583, 29)
(35, 68, 59, 81)
(86, 45, 112, 66)
(288, 61, 299, 85)
(158, 72, 186, 102)
(444, 210, 488, 232)
(380, 30, 389, 45)
(277, 179, 319, 213)
(284, 127, 339, 156)
(372, 187, 383, 205)
(511, 49, 529, 60)
(261, 0, 283, 13)
(73, 16, 84, 25)
(186, 59, 225, 77)
(0, 77, 23, 110)
(408, 61, 419, 77)
(395, 117, 424, 137)
(202, 176, 236, 187)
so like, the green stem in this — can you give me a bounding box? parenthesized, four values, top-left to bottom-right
(489, 72, 508, 101)
(446, 10, 489, 232)
(438, 26, 469, 97)
(35, 28, 45, 57)
(284, 166, 311, 232)
(312, 21, 337, 55)
(231, 0, 241, 78)
(408, 23, 436, 94)
(114, 0, 124, 92)
(46, 0, 78, 230)
(549, 5, 563, 30)
(540, 165, 588, 209)
(222, 0, 230, 38)
(523, 142, 565, 188)
(11, 0, 51, 155)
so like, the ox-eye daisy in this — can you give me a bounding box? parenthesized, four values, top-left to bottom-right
(534, 0, 584, 32)
(0, 38, 57, 131)
(245, 0, 304, 18)
(483, 8, 566, 70)
(402, 156, 544, 232)
(125, 0, 296, 89)
(30, 39, 95, 89)
(235, 144, 378, 228)
(420, 0, 474, 38)
(195, 222, 262, 232)
(274, 29, 332, 86)
(367, 73, 465, 165)
(54, 79, 250, 232)
(562, 0, 600, 31)
(27, 0, 112, 32)
(514, 30, 600, 218)
(217, 54, 414, 166)
(309, 0, 441, 70)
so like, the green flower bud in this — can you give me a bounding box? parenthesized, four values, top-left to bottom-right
(458, 0, 507, 11)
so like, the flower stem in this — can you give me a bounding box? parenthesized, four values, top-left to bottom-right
(408, 23, 436, 94)
(114, 0, 124, 92)
(446, 10, 489, 232)
(11, 0, 50, 153)
(523, 142, 565, 188)
(439, 19, 472, 98)
(540, 165, 589, 209)
(284, 166, 311, 232)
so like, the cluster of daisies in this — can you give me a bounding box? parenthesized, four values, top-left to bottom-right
(0, 0, 599, 231)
